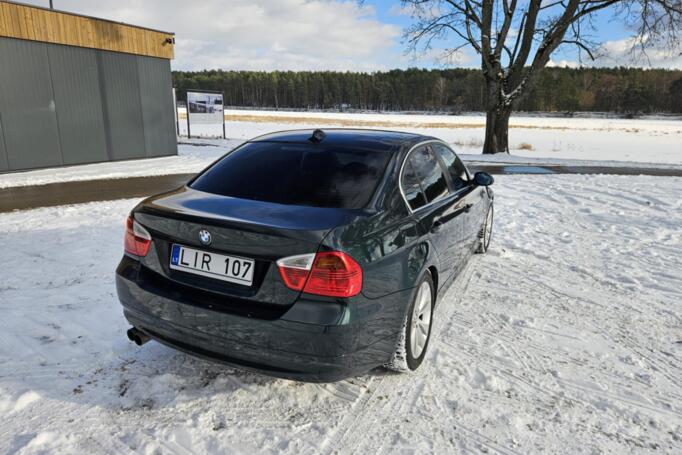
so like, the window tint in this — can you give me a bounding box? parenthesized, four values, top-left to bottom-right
(401, 160, 427, 211)
(190, 142, 391, 209)
(409, 146, 449, 203)
(432, 143, 469, 191)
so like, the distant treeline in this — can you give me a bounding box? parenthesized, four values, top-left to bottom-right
(172, 67, 682, 114)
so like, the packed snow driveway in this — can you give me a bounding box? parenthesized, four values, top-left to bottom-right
(0, 175, 680, 454)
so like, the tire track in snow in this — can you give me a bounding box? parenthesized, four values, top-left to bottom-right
(613, 328, 682, 391)
(454, 424, 525, 455)
(586, 322, 682, 400)
(316, 266, 485, 454)
(317, 375, 385, 453)
(329, 261, 507, 454)
(476, 270, 682, 424)
(437, 260, 682, 427)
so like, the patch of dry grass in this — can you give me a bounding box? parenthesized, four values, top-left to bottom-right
(221, 114, 488, 129)
(217, 114, 586, 131)
(176, 112, 681, 134)
(517, 142, 534, 151)
(452, 138, 484, 148)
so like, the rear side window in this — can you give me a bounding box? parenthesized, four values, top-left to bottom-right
(401, 160, 427, 211)
(190, 142, 391, 209)
(400, 145, 450, 211)
(431, 143, 469, 191)
(408, 146, 449, 204)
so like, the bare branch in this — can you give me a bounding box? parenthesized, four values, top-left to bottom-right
(562, 39, 597, 60)
(493, 0, 518, 58)
(509, 0, 543, 81)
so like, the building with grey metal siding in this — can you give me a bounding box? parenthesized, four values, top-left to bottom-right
(0, 1, 177, 173)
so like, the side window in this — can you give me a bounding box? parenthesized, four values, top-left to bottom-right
(432, 143, 469, 192)
(409, 146, 449, 204)
(401, 159, 427, 211)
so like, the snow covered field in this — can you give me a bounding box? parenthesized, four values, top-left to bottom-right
(1, 174, 680, 454)
(185, 109, 682, 163)
(2, 110, 682, 189)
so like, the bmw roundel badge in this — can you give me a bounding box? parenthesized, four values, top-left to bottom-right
(199, 229, 212, 246)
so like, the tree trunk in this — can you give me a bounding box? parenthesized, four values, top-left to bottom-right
(483, 106, 511, 154)
(482, 76, 512, 154)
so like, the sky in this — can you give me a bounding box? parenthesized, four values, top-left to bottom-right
(18, 0, 682, 72)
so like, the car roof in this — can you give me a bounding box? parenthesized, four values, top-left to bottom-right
(249, 128, 437, 153)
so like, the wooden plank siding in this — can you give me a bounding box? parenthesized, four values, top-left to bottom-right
(0, 1, 174, 59)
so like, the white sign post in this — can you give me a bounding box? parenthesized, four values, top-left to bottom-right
(186, 91, 225, 139)
(172, 87, 179, 136)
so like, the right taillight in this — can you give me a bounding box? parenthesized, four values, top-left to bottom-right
(277, 251, 362, 298)
(124, 216, 152, 257)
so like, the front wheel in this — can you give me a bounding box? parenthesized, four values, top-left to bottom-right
(476, 203, 494, 254)
(385, 272, 435, 372)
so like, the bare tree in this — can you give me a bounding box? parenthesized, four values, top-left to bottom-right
(403, 0, 682, 153)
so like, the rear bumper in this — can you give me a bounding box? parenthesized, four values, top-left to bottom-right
(116, 261, 408, 382)
(122, 306, 381, 382)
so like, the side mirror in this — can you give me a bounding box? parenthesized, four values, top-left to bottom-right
(473, 171, 494, 186)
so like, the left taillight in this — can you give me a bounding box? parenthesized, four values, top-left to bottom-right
(124, 216, 151, 257)
(277, 251, 362, 298)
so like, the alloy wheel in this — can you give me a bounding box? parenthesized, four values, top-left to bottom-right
(410, 281, 433, 358)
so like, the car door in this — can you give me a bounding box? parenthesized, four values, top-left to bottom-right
(400, 144, 463, 286)
(431, 143, 487, 258)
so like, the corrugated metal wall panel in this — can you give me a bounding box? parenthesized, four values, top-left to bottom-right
(0, 115, 8, 172)
(0, 36, 176, 173)
(137, 56, 178, 157)
(48, 44, 109, 165)
(99, 51, 146, 161)
(0, 38, 62, 170)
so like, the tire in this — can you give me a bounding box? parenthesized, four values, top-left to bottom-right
(385, 272, 435, 372)
(476, 203, 494, 254)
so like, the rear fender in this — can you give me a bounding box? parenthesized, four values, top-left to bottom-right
(321, 211, 435, 298)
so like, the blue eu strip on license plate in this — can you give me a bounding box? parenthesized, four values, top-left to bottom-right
(170, 244, 181, 265)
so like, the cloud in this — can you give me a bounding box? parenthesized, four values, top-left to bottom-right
(545, 36, 682, 70)
(593, 37, 682, 69)
(21, 0, 402, 71)
(413, 48, 475, 67)
(547, 59, 580, 68)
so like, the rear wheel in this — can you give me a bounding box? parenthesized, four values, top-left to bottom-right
(385, 273, 435, 372)
(476, 203, 494, 254)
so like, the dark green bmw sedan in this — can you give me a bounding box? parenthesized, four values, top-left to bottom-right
(116, 129, 494, 382)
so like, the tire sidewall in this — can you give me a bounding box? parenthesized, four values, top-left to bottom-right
(484, 203, 494, 250)
(405, 272, 435, 370)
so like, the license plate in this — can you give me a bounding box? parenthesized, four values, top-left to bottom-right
(170, 244, 255, 286)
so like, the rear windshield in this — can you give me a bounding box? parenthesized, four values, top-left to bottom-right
(190, 141, 392, 209)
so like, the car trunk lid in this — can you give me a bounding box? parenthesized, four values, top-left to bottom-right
(132, 187, 363, 312)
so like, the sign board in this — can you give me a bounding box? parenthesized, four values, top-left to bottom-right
(186, 91, 225, 138)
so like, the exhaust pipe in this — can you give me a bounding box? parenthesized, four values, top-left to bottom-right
(127, 327, 150, 346)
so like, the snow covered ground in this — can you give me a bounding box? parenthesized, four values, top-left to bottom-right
(186, 109, 682, 163)
(2, 110, 681, 188)
(1, 174, 680, 454)
(0, 140, 239, 189)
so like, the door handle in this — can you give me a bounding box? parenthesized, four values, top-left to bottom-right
(431, 220, 443, 233)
